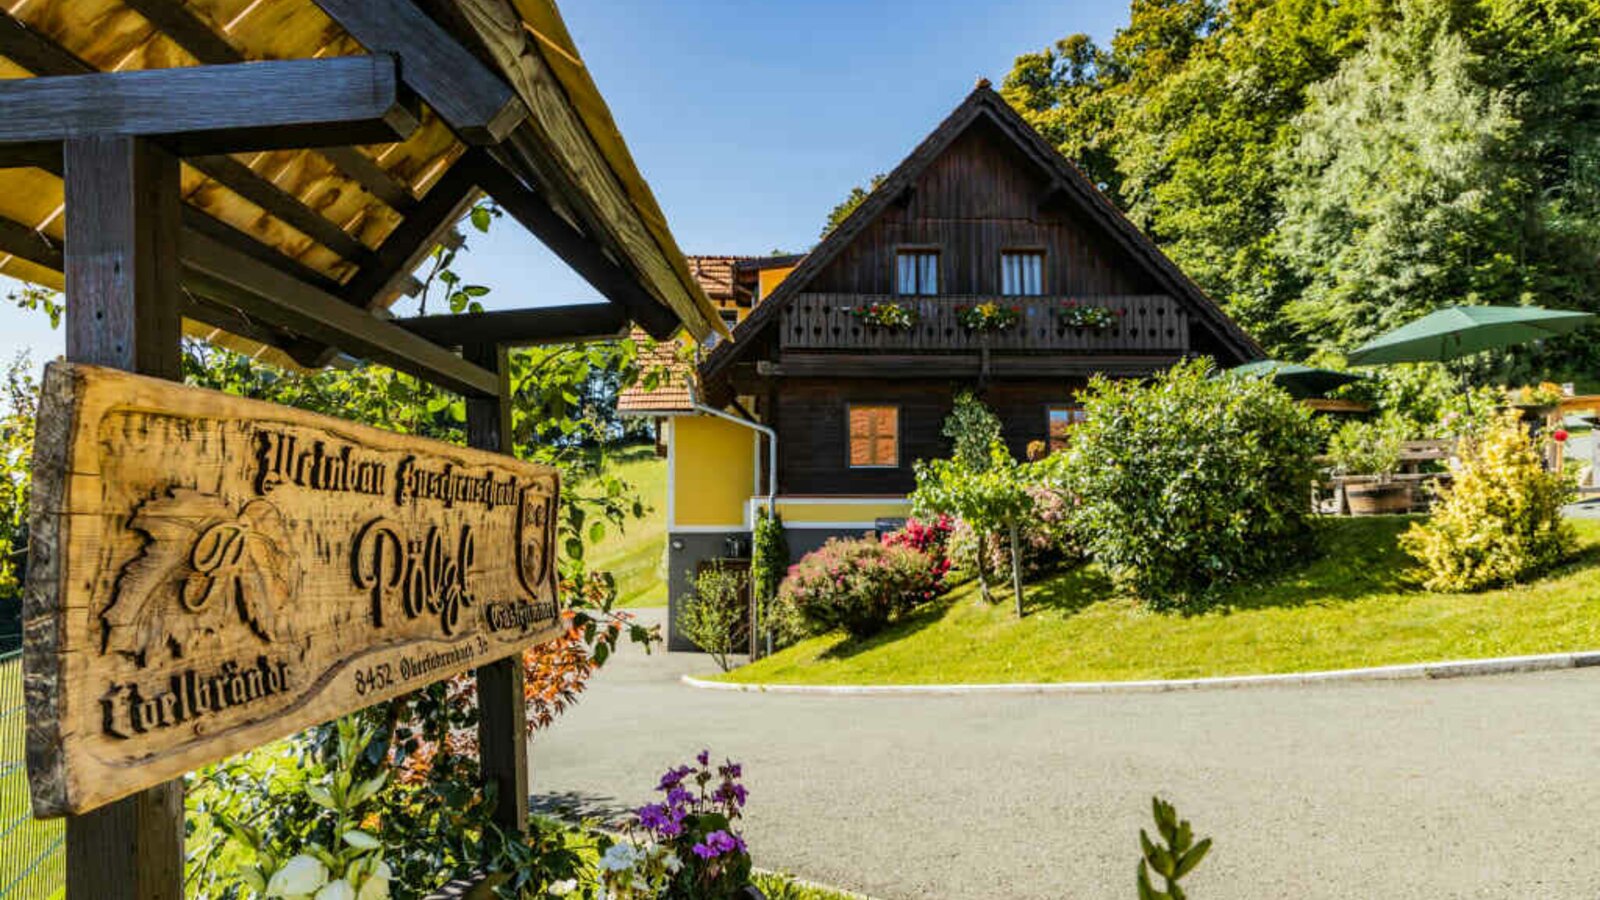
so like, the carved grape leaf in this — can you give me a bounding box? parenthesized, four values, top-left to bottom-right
(104, 490, 299, 665)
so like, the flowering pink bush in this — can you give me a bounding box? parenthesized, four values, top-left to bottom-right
(777, 536, 940, 638)
(949, 484, 1079, 578)
(882, 515, 954, 601)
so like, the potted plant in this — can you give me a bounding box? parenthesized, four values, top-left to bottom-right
(1056, 299, 1120, 330)
(1327, 415, 1411, 514)
(954, 301, 1021, 332)
(848, 301, 919, 330)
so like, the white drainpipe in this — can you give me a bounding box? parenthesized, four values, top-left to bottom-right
(690, 401, 777, 513)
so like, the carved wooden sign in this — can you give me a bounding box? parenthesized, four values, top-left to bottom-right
(24, 362, 562, 816)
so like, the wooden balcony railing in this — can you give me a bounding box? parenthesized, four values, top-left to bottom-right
(779, 294, 1189, 353)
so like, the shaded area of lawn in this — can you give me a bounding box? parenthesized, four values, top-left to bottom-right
(586, 445, 668, 608)
(721, 518, 1600, 685)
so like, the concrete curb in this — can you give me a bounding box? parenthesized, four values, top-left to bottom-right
(681, 649, 1600, 696)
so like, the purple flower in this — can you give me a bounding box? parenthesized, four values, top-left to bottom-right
(637, 803, 671, 831)
(696, 749, 710, 766)
(657, 765, 692, 791)
(666, 786, 693, 807)
(692, 829, 746, 860)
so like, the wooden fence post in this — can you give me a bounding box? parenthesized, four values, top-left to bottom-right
(463, 343, 529, 835)
(59, 135, 185, 899)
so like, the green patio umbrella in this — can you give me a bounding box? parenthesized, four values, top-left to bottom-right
(1229, 359, 1365, 399)
(1346, 305, 1596, 365)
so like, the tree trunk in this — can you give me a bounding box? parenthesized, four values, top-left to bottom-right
(1008, 521, 1025, 617)
(975, 546, 993, 604)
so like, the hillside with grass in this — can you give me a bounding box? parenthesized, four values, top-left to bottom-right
(587, 445, 668, 608)
(722, 517, 1600, 685)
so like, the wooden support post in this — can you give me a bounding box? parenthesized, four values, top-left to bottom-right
(463, 343, 530, 835)
(61, 135, 185, 898)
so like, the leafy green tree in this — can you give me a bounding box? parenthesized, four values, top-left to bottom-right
(941, 390, 1003, 470)
(1275, 5, 1524, 350)
(911, 441, 1033, 615)
(821, 173, 886, 238)
(0, 355, 38, 646)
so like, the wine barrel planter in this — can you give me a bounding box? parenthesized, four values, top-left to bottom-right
(1346, 481, 1411, 515)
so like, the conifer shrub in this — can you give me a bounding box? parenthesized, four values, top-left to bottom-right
(1401, 410, 1576, 591)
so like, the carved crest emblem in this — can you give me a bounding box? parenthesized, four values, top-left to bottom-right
(102, 489, 302, 666)
(516, 481, 557, 596)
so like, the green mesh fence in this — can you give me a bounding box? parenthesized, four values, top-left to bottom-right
(1, 650, 62, 898)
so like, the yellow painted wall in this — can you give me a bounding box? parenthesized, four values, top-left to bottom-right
(757, 498, 912, 525)
(672, 415, 756, 527)
(757, 265, 797, 302)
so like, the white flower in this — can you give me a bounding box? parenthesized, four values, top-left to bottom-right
(599, 842, 640, 872)
(314, 878, 356, 900)
(660, 850, 682, 874)
(548, 879, 578, 896)
(266, 855, 328, 898)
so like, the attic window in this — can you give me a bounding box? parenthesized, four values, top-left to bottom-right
(1002, 251, 1044, 295)
(896, 250, 938, 296)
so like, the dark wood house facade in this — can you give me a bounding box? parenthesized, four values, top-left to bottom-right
(623, 82, 1262, 648)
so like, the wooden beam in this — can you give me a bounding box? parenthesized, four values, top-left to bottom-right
(188, 154, 378, 268)
(180, 229, 500, 396)
(309, 0, 528, 145)
(0, 55, 419, 154)
(397, 302, 628, 347)
(449, 0, 708, 337)
(466, 151, 680, 338)
(63, 137, 183, 378)
(462, 342, 529, 836)
(340, 160, 480, 308)
(180, 206, 347, 296)
(111, 0, 419, 212)
(0, 13, 89, 77)
(57, 133, 185, 900)
(0, 215, 62, 269)
(758, 353, 1184, 380)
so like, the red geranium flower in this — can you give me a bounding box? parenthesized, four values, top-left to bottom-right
(1553, 429, 1570, 443)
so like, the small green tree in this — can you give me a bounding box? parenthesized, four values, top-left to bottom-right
(678, 564, 748, 671)
(911, 441, 1033, 616)
(942, 390, 1004, 470)
(749, 508, 789, 655)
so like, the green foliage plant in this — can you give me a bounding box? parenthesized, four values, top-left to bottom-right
(1061, 358, 1320, 610)
(0, 354, 38, 617)
(1326, 414, 1408, 480)
(776, 537, 938, 639)
(1137, 796, 1212, 900)
(941, 391, 1003, 471)
(750, 509, 790, 652)
(1401, 409, 1577, 591)
(911, 441, 1033, 615)
(212, 718, 393, 900)
(679, 563, 749, 671)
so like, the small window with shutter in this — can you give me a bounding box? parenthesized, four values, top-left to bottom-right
(1002, 251, 1044, 295)
(848, 404, 900, 468)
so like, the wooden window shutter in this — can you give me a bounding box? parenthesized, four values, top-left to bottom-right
(849, 405, 899, 466)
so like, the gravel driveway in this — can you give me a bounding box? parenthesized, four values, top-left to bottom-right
(530, 609, 1600, 899)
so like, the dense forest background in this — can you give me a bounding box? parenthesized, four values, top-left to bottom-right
(999, 0, 1600, 378)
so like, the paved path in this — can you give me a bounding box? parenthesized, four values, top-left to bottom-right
(530, 610, 1600, 899)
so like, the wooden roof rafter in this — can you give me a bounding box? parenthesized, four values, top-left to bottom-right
(0, 0, 724, 389)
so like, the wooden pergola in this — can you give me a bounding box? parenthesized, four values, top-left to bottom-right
(0, 2, 723, 897)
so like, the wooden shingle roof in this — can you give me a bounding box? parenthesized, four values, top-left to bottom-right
(698, 84, 1263, 394)
(0, 0, 726, 377)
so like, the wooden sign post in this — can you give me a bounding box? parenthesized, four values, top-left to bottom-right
(25, 362, 561, 817)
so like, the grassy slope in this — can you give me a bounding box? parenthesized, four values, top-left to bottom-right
(1, 656, 64, 898)
(586, 446, 668, 608)
(723, 517, 1600, 685)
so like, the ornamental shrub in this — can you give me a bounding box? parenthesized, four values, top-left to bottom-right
(777, 537, 939, 639)
(1061, 357, 1320, 610)
(679, 564, 749, 671)
(1401, 410, 1577, 591)
(881, 514, 955, 588)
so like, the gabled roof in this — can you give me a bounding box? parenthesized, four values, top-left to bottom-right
(616, 328, 696, 414)
(700, 83, 1263, 384)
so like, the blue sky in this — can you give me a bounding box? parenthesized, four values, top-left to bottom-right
(0, 0, 1126, 368)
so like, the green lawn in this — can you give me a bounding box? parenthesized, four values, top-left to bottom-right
(2, 654, 65, 899)
(586, 445, 668, 607)
(722, 517, 1600, 685)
